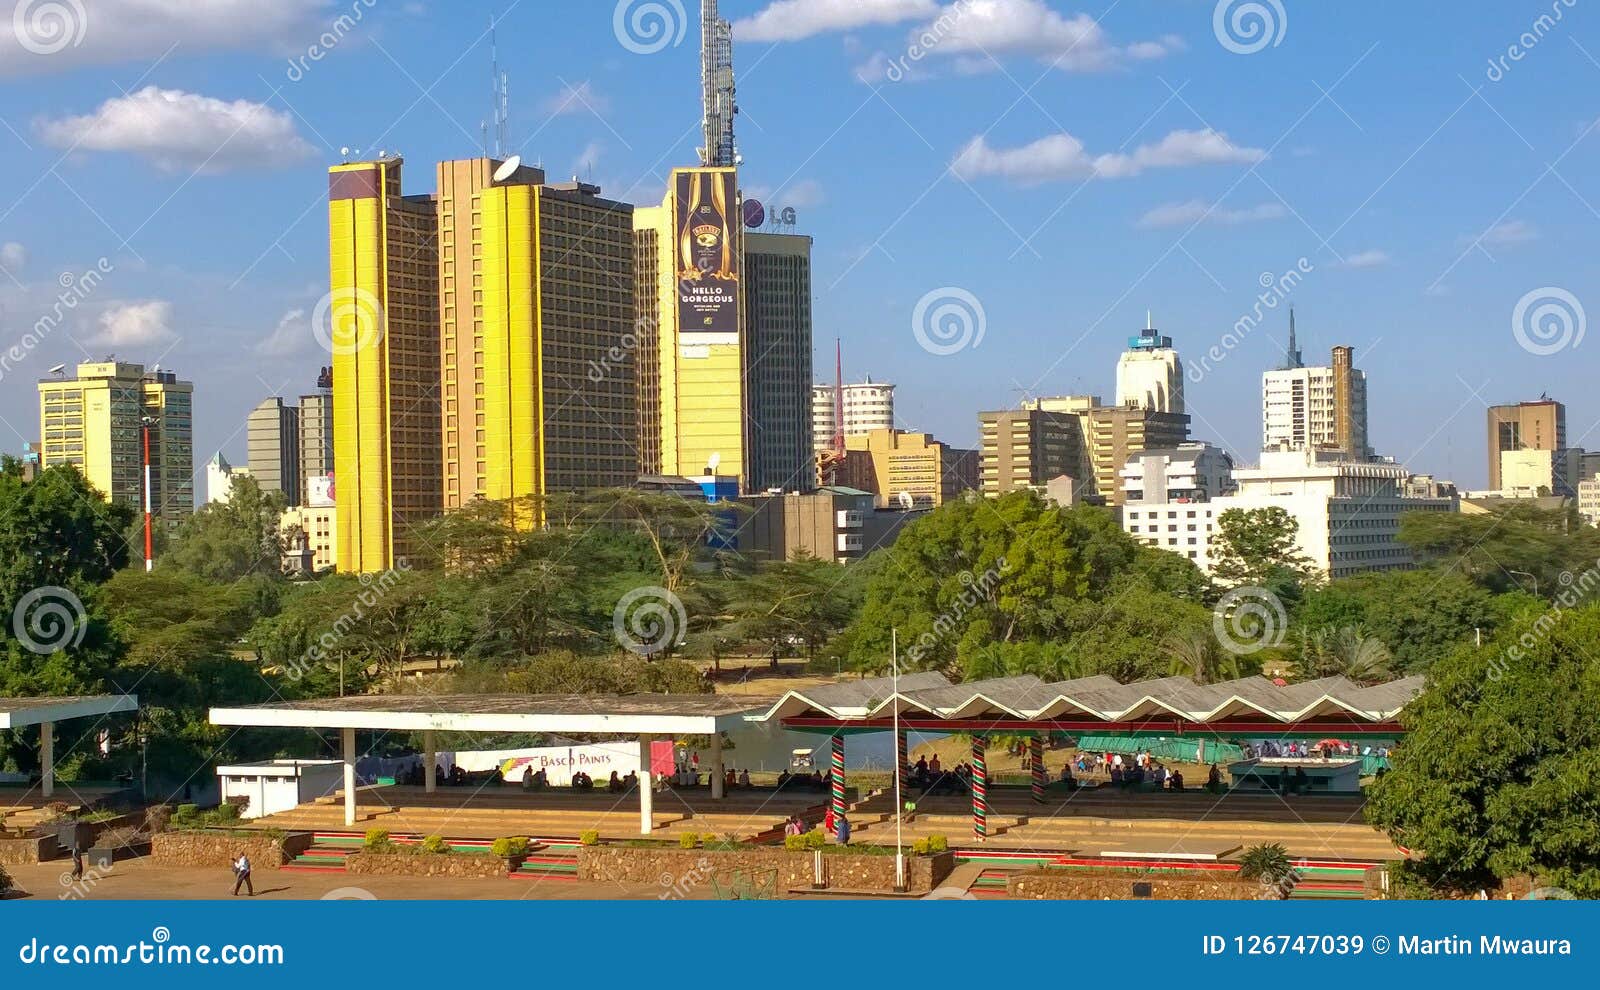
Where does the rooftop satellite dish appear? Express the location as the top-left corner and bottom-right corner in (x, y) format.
(492, 155), (522, 183)
(48, 364), (66, 375)
(339, 146), (350, 157)
(706, 451), (721, 474)
(150, 363), (160, 373)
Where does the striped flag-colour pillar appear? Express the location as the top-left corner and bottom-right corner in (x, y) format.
(830, 734), (846, 825)
(971, 735), (988, 840)
(1030, 736), (1045, 803)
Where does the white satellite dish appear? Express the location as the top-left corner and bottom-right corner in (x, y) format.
(48, 364), (66, 375)
(150, 363), (160, 373)
(339, 146), (350, 157)
(493, 155), (522, 183)
(706, 451), (721, 474)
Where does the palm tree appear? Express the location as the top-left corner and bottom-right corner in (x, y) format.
(1163, 628), (1240, 685)
(1298, 625), (1392, 682)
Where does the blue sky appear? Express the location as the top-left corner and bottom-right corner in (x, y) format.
(0, 0), (1595, 489)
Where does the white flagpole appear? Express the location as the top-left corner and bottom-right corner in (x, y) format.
(893, 627), (905, 891)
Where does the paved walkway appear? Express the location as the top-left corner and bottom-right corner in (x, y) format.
(3, 858), (696, 902)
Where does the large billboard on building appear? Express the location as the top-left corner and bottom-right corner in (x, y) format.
(674, 168), (740, 333)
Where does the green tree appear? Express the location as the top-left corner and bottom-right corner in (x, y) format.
(161, 475), (288, 582)
(1399, 503), (1600, 597)
(1366, 602), (1600, 896)
(1210, 506), (1313, 587)
(1163, 627), (1242, 685)
(1294, 569), (1507, 672)
(1295, 625), (1392, 682)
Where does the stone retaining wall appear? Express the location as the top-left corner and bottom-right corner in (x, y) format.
(1008, 869), (1262, 900)
(345, 851), (512, 878)
(579, 845), (952, 894)
(0, 835), (56, 866)
(151, 830), (312, 869)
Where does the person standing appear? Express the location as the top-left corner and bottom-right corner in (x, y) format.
(69, 836), (85, 882)
(232, 851), (253, 896)
(835, 811), (851, 846)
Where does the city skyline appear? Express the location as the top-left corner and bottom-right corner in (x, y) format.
(0, 1), (1595, 490)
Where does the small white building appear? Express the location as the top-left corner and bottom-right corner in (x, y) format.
(1121, 442), (1234, 503)
(216, 759), (343, 819)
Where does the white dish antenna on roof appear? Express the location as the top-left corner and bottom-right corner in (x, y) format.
(493, 155), (522, 183)
(706, 451), (721, 475)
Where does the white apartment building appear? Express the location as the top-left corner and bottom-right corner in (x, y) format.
(812, 380), (895, 448)
(1261, 347), (1370, 459)
(1120, 442), (1234, 503)
(204, 453), (250, 505)
(1122, 448), (1455, 579)
(1579, 476), (1600, 527)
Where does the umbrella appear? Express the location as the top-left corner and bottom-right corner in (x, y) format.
(1315, 738), (1346, 749)
(1271, 677), (1288, 687)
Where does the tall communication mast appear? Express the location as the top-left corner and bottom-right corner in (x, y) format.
(699, 0), (738, 167)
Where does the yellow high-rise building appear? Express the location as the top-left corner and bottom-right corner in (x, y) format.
(634, 166), (746, 484)
(439, 159), (637, 512)
(327, 157), (441, 573)
(37, 361), (193, 525)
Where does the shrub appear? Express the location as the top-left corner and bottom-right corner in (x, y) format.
(144, 806), (173, 834)
(493, 836), (531, 858)
(224, 795), (250, 816)
(420, 834), (451, 855)
(578, 830), (600, 847)
(173, 804), (199, 826)
(911, 838), (931, 855)
(679, 832), (700, 849)
(701, 832), (719, 845)
(0, 862), (12, 896)
(363, 829), (391, 851)
(1238, 842), (1295, 887)
(213, 803), (240, 823)
(783, 833), (808, 851)
(927, 835), (949, 854)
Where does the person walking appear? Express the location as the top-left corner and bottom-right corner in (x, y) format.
(69, 837), (85, 882)
(231, 851), (254, 896)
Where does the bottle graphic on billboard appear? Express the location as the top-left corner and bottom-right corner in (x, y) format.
(675, 168), (740, 333)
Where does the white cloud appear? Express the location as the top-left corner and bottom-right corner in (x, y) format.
(0, 242), (24, 271)
(1335, 249), (1391, 270)
(38, 87), (315, 173)
(735, 0), (937, 43)
(952, 128), (1264, 184)
(0, 0), (329, 77)
(1136, 200), (1286, 229)
(748, 178), (826, 210)
(92, 300), (175, 347)
(1459, 219), (1537, 249)
(257, 308), (309, 357)
(541, 81), (609, 117)
(911, 1), (1183, 72)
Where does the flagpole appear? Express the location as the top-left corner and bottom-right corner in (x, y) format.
(893, 627), (905, 892)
